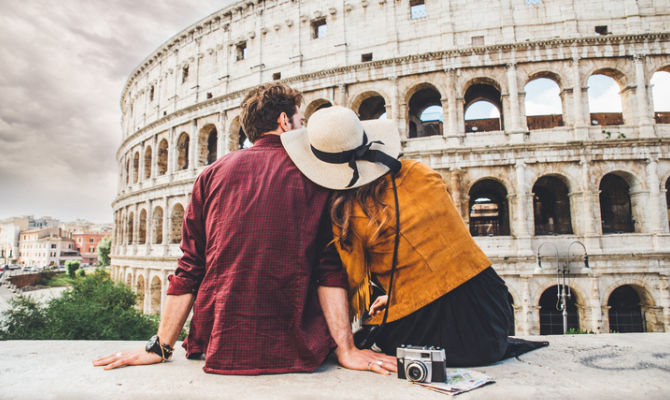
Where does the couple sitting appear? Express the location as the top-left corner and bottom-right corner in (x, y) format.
(94, 83), (543, 376)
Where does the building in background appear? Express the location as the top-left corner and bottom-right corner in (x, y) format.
(72, 232), (111, 265)
(111, 0), (670, 334)
(18, 227), (80, 267)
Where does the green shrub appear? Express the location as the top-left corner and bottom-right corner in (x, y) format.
(78, 269), (86, 277)
(0, 269), (159, 340)
(65, 260), (80, 279)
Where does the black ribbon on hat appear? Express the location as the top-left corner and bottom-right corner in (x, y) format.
(310, 131), (402, 188)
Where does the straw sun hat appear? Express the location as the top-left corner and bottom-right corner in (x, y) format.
(280, 106), (401, 190)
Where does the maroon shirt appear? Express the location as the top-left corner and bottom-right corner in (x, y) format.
(167, 134), (347, 375)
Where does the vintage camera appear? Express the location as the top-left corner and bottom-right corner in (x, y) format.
(396, 345), (447, 383)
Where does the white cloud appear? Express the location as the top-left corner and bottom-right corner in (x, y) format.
(651, 71), (670, 112)
(587, 74), (623, 113)
(0, 0), (224, 223)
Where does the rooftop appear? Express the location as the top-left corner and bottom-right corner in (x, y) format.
(1, 333), (668, 399)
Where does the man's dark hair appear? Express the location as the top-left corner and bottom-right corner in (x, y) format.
(239, 83), (303, 143)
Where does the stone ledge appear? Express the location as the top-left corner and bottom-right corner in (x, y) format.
(0, 333), (669, 399)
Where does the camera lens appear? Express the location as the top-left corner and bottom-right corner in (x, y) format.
(406, 362), (427, 382)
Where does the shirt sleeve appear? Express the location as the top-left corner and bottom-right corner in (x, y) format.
(167, 173), (208, 295)
(313, 209), (348, 289)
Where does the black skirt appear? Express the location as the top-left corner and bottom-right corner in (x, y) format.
(365, 266), (547, 367)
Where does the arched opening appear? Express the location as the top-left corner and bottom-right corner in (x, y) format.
(144, 146), (152, 180)
(599, 173), (634, 234)
(150, 276), (162, 314)
(152, 207), (163, 244)
(304, 99), (332, 120)
(170, 204), (184, 244)
(408, 85), (443, 138)
(356, 94), (387, 121)
(177, 133), (189, 170)
(132, 152), (139, 184)
(229, 117), (251, 151)
(651, 70), (670, 124)
(464, 81), (503, 132)
(125, 273), (132, 287)
(532, 176), (573, 235)
(525, 77), (564, 130)
(588, 73), (624, 126)
(125, 159), (130, 185)
(126, 212), (134, 245)
(468, 179), (510, 236)
(539, 286), (580, 335)
(198, 125), (218, 166)
(138, 209), (147, 245)
(608, 285), (644, 333)
(136, 275), (145, 313)
(157, 139), (168, 175)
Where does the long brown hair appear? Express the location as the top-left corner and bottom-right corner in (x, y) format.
(330, 174), (391, 251)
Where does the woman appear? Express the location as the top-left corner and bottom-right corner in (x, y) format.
(281, 106), (545, 366)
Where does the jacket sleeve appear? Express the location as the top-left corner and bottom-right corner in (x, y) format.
(167, 174), (208, 295)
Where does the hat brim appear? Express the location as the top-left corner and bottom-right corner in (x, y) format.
(281, 119), (401, 190)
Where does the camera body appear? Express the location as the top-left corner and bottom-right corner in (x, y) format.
(396, 345), (447, 383)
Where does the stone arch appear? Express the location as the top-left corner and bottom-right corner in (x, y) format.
(126, 211), (134, 245)
(176, 132), (190, 170)
(463, 77), (504, 132)
(136, 274), (145, 313)
(157, 139), (169, 175)
(602, 279), (663, 333)
(228, 116), (249, 151)
(406, 83), (443, 138)
(144, 145), (152, 180)
(599, 171), (638, 234)
(152, 206), (164, 244)
(132, 151), (140, 184)
(125, 269), (133, 287)
(467, 178), (510, 236)
(170, 203), (185, 244)
(349, 90), (390, 120)
(587, 68), (627, 126)
(198, 124), (218, 166)
(524, 72), (564, 130)
(532, 175), (573, 235)
(138, 208), (147, 244)
(538, 284), (583, 335)
(150, 275), (162, 314)
(304, 98), (332, 120)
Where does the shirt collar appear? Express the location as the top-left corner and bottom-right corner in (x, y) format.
(253, 134), (282, 147)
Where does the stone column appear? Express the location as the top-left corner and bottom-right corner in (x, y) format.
(512, 161), (533, 255)
(445, 69), (460, 140)
(190, 119), (198, 170)
(167, 127), (176, 176)
(145, 199), (152, 254)
(587, 274), (603, 333)
(634, 55), (655, 137)
(336, 84), (347, 107)
(150, 134), (157, 184)
(162, 196), (169, 255)
(506, 63), (523, 132)
(520, 275), (534, 335)
(143, 267), (150, 314)
(658, 274), (670, 332)
(570, 56), (589, 138)
(217, 111), (227, 158)
(646, 158), (662, 235)
(138, 144), (145, 186)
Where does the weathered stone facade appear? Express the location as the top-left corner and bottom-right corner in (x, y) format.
(112, 0), (670, 335)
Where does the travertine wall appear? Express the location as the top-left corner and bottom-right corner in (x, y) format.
(112, 0), (670, 334)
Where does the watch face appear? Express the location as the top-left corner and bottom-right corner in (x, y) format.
(145, 335), (158, 352)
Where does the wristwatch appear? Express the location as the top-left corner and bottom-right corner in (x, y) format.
(145, 335), (174, 362)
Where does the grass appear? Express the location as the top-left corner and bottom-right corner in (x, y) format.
(41, 272), (77, 287)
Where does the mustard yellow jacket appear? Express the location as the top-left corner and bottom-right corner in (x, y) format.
(333, 160), (491, 324)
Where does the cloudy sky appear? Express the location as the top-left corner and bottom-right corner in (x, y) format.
(0, 1), (230, 223)
(1, 1), (668, 224)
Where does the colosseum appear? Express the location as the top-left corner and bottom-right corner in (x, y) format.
(111, 0), (670, 335)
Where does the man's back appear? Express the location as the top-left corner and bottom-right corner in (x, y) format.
(168, 134), (345, 375)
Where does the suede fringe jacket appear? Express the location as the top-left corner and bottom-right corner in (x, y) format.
(333, 160), (491, 324)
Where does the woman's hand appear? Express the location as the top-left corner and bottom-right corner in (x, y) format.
(369, 295), (388, 316)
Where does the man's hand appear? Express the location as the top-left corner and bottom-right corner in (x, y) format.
(92, 348), (162, 370)
(335, 346), (397, 375)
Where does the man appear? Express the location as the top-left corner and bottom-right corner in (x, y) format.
(93, 83), (396, 375)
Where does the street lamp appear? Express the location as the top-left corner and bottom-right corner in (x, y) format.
(536, 241), (589, 334)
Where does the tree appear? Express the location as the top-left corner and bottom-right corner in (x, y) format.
(0, 269), (159, 340)
(97, 237), (111, 267)
(65, 260), (80, 279)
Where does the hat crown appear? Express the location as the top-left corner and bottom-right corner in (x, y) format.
(307, 106), (365, 153)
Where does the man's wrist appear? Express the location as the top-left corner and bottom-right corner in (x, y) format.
(145, 335), (174, 362)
